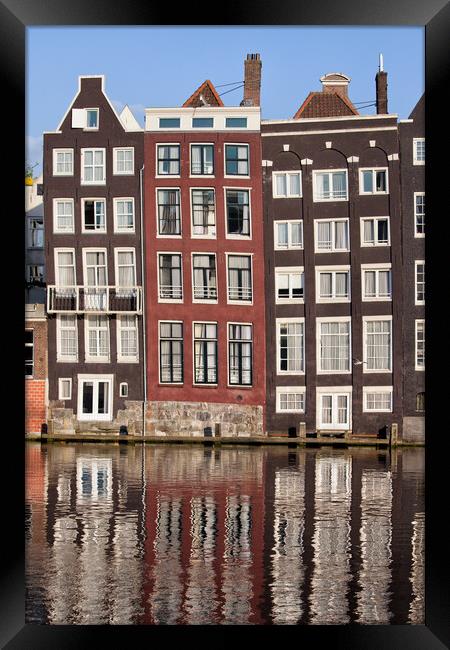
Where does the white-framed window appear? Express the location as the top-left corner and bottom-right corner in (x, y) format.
(81, 198), (106, 233)
(58, 378), (72, 400)
(414, 193), (425, 237)
(25, 329), (33, 377)
(415, 320), (425, 371)
(83, 249), (107, 286)
(157, 144), (180, 176)
(315, 218), (349, 252)
(113, 147), (134, 175)
(157, 188), (181, 236)
(228, 323), (253, 386)
(361, 264), (392, 301)
(28, 218), (44, 247)
(55, 249), (76, 287)
(415, 261), (425, 305)
(190, 144), (214, 176)
(313, 169), (348, 201)
(276, 387), (306, 413)
(193, 322), (218, 385)
(159, 321), (183, 384)
(316, 266), (350, 303)
(272, 171), (302, 198)
(115, 248), (136, 289)
(227, 254), (252, 303)
(363, 316), (392, 373)
(275, 267), (304, 303)
(274, 220), (303, 250)
(359, 167), (389, 194)
(56, 314), (78, 362)
(317, 318), (351, 374)
(158, 252), (183, 301)
(225, 188), (251, 237)
(225, 144), (250, 176)
(363, 386), (393, 412)
(77, 374), (113, 422)
(53, 199), (74, 233)
(85, 315), (110, 362)
(53, 148), (73, 176)
(191, 188), (216, 237)
(119, 382), (128, 398)
(360, 217), (390, 246)
(117, 315), (139, 362)
(85, 108), (99, 130)
(192, 254), (217, 302)
(113, 198), (135, 233)
(81, 148), (106, 185)
(276, 318), (305, 375)
(413, 138), (425, 165)
(316, 387), (352, 430)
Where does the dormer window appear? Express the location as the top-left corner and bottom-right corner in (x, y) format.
(71, 108), (99, 130)
(86, 109), (99, 129)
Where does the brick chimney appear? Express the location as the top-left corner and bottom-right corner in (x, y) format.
(241, 53), (261, 107)
(320, 73), (351, 98)
(375, 54), (388, 114)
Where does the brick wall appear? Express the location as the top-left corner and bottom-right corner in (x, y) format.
(25, 319), (47, 379)
(25, 379), (46, 433)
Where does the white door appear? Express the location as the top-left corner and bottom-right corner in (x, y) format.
(78, 377), (112, 421)
(318, 393), (351, 430)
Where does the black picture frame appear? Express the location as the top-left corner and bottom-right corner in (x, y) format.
(2, 0), (449, 646)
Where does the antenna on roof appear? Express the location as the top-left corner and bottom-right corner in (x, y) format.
(379, 53), (384, 72)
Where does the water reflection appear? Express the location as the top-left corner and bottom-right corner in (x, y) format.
(25, 443), (425, 625)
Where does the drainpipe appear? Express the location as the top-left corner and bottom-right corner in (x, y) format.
(139, 164), (147, 437)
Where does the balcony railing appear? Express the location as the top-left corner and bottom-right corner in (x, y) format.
(228, 286), (252, 301)
(193, 285), (217, 300)
(47, 286), (142, 314)
(159, 284), (183, 300)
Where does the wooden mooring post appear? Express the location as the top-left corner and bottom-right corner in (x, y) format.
(390, 423), (398, 447)
(298, 422), (306, 439)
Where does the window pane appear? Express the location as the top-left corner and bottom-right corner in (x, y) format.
(362, 171), (373, 192)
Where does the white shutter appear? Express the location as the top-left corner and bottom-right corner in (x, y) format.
(72, 108), (86, 128)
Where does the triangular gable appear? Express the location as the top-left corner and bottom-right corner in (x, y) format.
(182, 80), (224, 108)
(293, 91), (359, 119)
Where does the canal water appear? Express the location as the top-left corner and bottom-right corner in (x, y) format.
(25, 442), (424, 625)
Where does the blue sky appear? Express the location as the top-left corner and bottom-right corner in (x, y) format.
(26, 26), (424, 175)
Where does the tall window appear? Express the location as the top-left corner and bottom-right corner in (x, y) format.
(191, 189), (216, 236)
(54, 200), (74, 233)
(113, 148), (134, 175)
(56, 314), (78, 362)
(114, 199), (135, 232)
(82, 199), (106, 232)
(85, 316), (110, 361)
(415, 193), (425, 236)
(158, 253), (182, 300)
(157, 189), (181, 235)
(364, 318), (392, 372)
(316, 268), (350, 302)
(228, 324), (252, 386)
(81, 148), (105, 184)
(361, 218), (390, 246)
(313, 170), (348, 201)
(25, 330), (33, 376)
(84, 251), (107, 286)
(28, 219), (44, 248)
(318, 320), (351, 373)
(193, 323), (218, 384)
(277, 320), (305, 374)
(416, 392), (425, 412)
(53, 149), (73, 176)
(274, 221), (303, 250)
(275, 268), (304, 302)
(78, 377), (112, 422)
(117, 315), (138, 362)
(227, 255), (252, 302)
(272, 172), (302, 198)
(315, 219), (349, 251)
(226, 189), (250, 236)
(415, 261), (425, 304)
(159, 322), (183, 383)
(157, 145), (180, 175)
(115, 250), (136, 297)
(225, 145), (249, 176)
(359, 168), (388, 194)
(413, 138), (425, 165)
(415, 320), (425, 370)
(193, 254), (217, 300)
(55, 250), (76, 287)
(191, 144), (214, 175)
(362, 267), (392, 300)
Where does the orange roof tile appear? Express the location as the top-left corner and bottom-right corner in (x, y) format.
(182, 79), (224, 108)
(293, 91), (359, 119)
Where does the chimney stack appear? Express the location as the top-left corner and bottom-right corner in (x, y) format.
(375, 54), (388, 114)
(320, 73), (351, 98)
(241, 53), (261, 107)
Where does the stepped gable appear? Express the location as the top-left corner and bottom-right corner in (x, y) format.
(182, 79), (224, 107)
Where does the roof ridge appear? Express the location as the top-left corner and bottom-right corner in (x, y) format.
(182, 79), (224, 108)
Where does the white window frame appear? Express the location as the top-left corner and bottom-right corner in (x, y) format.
(82, 248), (108, 286)
(315, 266), (351, 303)
(192, 321), (219, 386)
(360, 217), (390, 247)
(84, 108), (99, 130)
(273, 220), (303, 250)
(224, 186), (252, 239)
(414, 192), (425, 238)
(84, 315), (110, 363)
(316, 317), (352, 375)
(226, 252), (253, 305)
(413, 138), (425, 165)
(119, 382), (128, 398)
(114, 248), (137, 288)
(227, 321), (253, 388)
(156, 143), (181, 178)
(361, 263), (392, 302)
(272, 171), (302, 198)
(363, 315), (393, 374)
(53, 148), (74, 176)
(314, 218), (350, 253)
(113, 197), (135, 233)
(312, 168), (348, 202)
(113, 147), (134, 175)
(58, 378), (72, 401)
(359, 167), (389, 195)
(224, 143), (250, 178)
(156, 187), (182, 238)
(81, 147), (106, 185)
(77, 374), (113, 422)
(81, 198), (107, 234)
(190, 187), (216, 239)
(415, 260), (425, 305)
(53, 198), (75, 234)
(158, 320), (184, 385)
(157, 251), (183, 303)
(56, 314), (78, 362)
(276, 386), (306, 414)
(191, 252), (218, 304)
(316, 386), (353, 431)
(415, 319), (425, 371)
(189, 142), (215, 178)
(117, 315), (139, 363)
(275, 266), (304, 304)
(362, 386), (393, 412)
(276, 317), (305, 376)
(54, 248), (77, 287)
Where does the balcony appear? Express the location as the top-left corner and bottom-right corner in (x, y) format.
(47, 286), (142, 314)
(228, 286), (252, 302)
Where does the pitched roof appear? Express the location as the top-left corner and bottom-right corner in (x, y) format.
(182, 79), (224, 108)
(293, 91), (359, 119)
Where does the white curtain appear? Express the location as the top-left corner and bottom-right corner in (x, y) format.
(366, 321), (391, 370)
(320, 273), (332, 298)
(364, 220), (374, 243)
(364, 271), (376, 297)
(117, 251), (135, 287)
(335, 221), (348, 249)
(57, 252), (75, 286)
(292, 222), (303, 247)
(335, 272), (348, 297)
(318, 221), (331, 249)
(276, 174), (287, 196)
